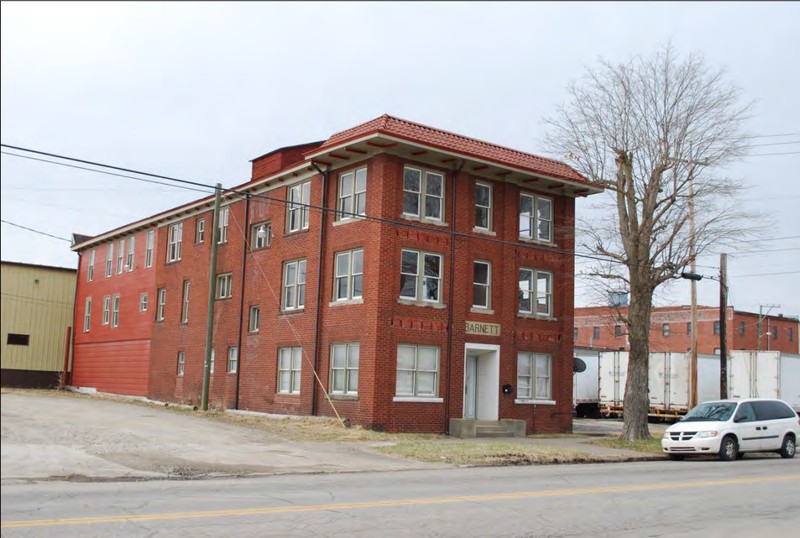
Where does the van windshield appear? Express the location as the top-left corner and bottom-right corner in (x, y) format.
(681, 402), (736, 422)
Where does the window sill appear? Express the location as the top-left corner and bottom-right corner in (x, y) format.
(329, 298), (364, 307)
(397, 298), (446, 309)
(328, 394), (358, 401)
(470, 307), (494, 315)
(518, 237), (556, 248)
(515, 399), (556, 406)
(517, 313), (557, 322)
(277, 392), (301, 396)
(281, 309), (305, 316)
(472, 227), (496, 236)
(393, 396), (444, 403)
(401, 214), (449, 227)
(332, 216), (366, 227)
(284, 228), (310, 238)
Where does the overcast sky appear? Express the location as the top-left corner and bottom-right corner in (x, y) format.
(2, 2), (798, 318)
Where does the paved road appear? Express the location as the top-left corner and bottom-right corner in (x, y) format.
(3, 458), (798, 537)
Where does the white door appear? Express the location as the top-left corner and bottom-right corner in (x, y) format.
(464, 355), (477, 419)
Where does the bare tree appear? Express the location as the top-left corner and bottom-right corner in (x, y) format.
(545, 44), (754, 440)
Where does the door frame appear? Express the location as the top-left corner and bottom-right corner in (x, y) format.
(463, 343), (500, 420)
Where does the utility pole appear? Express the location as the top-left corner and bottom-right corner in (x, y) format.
(686, 141), (702, 409)
(719, 253), (728, 399)
(757, 303), (780, 352)
(201, 183), (223, 411)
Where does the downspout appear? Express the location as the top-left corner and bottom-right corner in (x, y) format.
(67, 250), (82, 387)
(234, 194), (251, 409)
(444, 161), (464, 433)
(309, 161), (328, 417)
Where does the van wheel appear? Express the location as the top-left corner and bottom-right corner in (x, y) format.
(718, 436), (738, 461)
(668, 454), (684, 461)
(779, 435), (796, 459)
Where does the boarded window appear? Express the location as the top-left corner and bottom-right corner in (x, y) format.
(7, 333), (30, 346)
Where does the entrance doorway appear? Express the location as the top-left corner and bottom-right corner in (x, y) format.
(463, 344), (500, 421)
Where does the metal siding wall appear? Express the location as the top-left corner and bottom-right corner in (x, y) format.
(0, 263), (76, 372)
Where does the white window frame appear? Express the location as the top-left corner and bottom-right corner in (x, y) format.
(282, 259), (306, 311)
(218, 207), (229, 244)
(106, 243), (114, 277)
(473, 260), (491, 309)
(196, 218), (205, 244)
(177, 351), (185, 376)
(156, 288), (166, 321)
(116, 239), (125, 274)
(210, 348), (215, 374)
(474, 182), (492, 231)
(251, 221), (271, 250)
(126, 236), (135, 272)
(216, 273), (233, 300)
(83, 297), (91, 332)
(402, 166), (444, 221)
(87, 249), (95, 282)
(518, 267), (553, 317)
(145, 230), (154, 268)
(249, 305), (260, 332)
(286, 181), (311, 233)
(181, 280), (190, 322)
(337, 167), (367, 221)
(662, 323), (670, 336)
(334, 249), (364, 301)
(395, 344), (439, 397)
(278, 347), (302, 394)
(330, 343), (359, 395)
(227, 346), (239, 373)
(111, 294), (120, 328)
(167, 223), (183, 263)
(140, 292), (148, 312)
(102, 295), (110, 325)
(517, 352), (552, 401)
(399, 249), (442, 303)
(519, 193), (553, 243)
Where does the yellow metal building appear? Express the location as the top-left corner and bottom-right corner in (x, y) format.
(1, 261), (76, 388)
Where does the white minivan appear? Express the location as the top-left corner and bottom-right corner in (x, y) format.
(661, 398), (799, 461)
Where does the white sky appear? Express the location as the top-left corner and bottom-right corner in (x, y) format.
(2, 1), (798, 317)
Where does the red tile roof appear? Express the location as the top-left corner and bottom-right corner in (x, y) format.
(311, 114), (591, 186)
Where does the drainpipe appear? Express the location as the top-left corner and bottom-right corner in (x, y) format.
(66, 250), (81, 387)
(234, 194), (251, 410)
(444, 161), (464, 433)
(309, 161), (328, 417)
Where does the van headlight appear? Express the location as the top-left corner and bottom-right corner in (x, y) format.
(663, 431), (671, 439)
(696, 431), (719, 438)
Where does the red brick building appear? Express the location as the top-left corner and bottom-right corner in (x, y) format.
(575, 305), (799, 354)
(70, 115), (602, 434)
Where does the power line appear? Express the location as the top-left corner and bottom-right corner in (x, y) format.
(0, 219), (71, 242)
(746, 151), (800, 157)
(741, 132), (800, 139)
(745, 140), (800, 148)
(732, 270), (800, 278)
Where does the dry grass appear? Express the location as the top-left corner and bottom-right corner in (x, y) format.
(374, 441), (593, 465)
(589, 436), (664, 454)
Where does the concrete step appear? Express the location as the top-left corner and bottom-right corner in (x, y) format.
(475, 423), (513, 438)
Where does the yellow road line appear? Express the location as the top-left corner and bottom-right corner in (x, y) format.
(3, 474), (797, 529)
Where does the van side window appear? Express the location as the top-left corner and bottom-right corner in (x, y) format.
(753, 400), (795, 421)
(734, 403), (756, 422)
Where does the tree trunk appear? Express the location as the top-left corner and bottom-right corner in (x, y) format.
(620, 279), (653, 440)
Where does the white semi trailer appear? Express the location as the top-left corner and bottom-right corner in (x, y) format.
(729, 351), (800, 411)
(573, 348), (601, 417)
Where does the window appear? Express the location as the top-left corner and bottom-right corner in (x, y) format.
(116, 239), (125, 274)
(249, 305), (260, 332)
(662, 323), (670, 336)
(282, 259), (306, 310)
(772, 326), (778, 340)
(145, 230), (154, 268)
(400, 249), (442, 303)
(287, 181), (311, 232)
(227, 347), (239, 373)
(519, 193), (553, 242)
(106, 243), (113, 277)
(593, 326), (600, 339)
(615, 325), (623, 337)
(177, 351), (185, 376)
(334, 249), (363, 301)
(102, 295), (111, 325)
(330, 343), (359, 395)
(278, 347), (302, 394)
(475, 182), (492, 230)
(402, 166), (444, 221)
(111, 294), (120, 328)
(218, 207), (229, 244)
(251, 221), (271, 250)
(196, 218), (205, 244)
(337, 167), (367, 220)
(87, 249), (95, 282)
(216, 273), (233, 300)
(167, 223), (182, 262)
(156, 288), (166, 321)
(181, 280), (190, 322)
(687, 322), (692, 335)
(83, 297), (92, 332)
(790, 327), (794, 342)
(574, 327), (578, 340)
(140, 292), (148, 312)
(209, 348), (215, 374)
(714, 321), (720, 335)
(517, 352), (552, 400)
(126, 236), (135, 271)
(518, 268), (552, 316)
(6, 334), (29, 346)
(396, 344), (439, 397)
(739, 321), (746, 336)
(473, 261), (491, 309)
